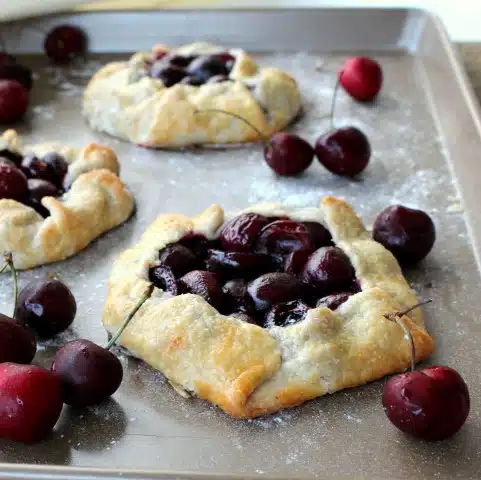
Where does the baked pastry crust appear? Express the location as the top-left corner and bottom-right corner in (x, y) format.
(102, 196), (434, 418)
(0, 130), (135, 270)
(83, 42), (301, 148)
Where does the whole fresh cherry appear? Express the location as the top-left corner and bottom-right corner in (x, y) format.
(0, 314), (36, 364)
(0, 80), (29, 123)
(315, 126), (370, 177)
(339, 57), (383, 102)
(0, 363), (63, 443)
(264, 133), (314, 176)
(15, 278), (77, 338)
(44, 25), (87, 64)
(52, 339), (123, 407)
(373, 205), (436, 266)
(383, 365), (470, 441)
(0, 63), (33, 90)
(0, 163), (28, 201)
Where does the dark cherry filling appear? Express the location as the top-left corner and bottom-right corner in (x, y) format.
(0, 149), (68, 217)
(148, 213), (361, 327)
(148, 52), (235, 88)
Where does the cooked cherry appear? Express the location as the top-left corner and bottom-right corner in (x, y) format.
(44, 25), (87, 64)
(0, 163), (28, 201)
(206, 249), (274, 280)
(315, 126), (370, 177)
(179, 270), (223, 309)
(21, 152), (68, 187)
(0, 63), (33, 90)
(179, 234), (220, 259)
(150, 63), (186, 87)
(27, 178), (58, 216)
(230, 312), (257, 324)
(284, 249), (311, 275)
(165, 54), (198, 68)
(186, 53), (234, 82)
(222, 278), (255, 314)
(302, 221), (332, 248)
(0, 314), (36, 364)
(207, 75), (230, 84)
(383, 365), (470, 440)
(158, 243), (198, 278)
(52, 339), (123, 407)
(15, 278), (77, 338)
(373, 205), (436, 265)
(219, 213), (270, 252)
(301, 246), (355, 295)
(248, 273), (303, 311)
(0, 80), (29, 123)
(316, 291), (353, 310)
(0, 362), (63, 443)
(339, 57), (383, 102)
(256, 220), (313, 255)
(149, 266), (179, 295)
(264, 299), (310, 328)
(265, 133), (314, 176)
(180, 75), (204, 86)
(0, 149), (23, 166)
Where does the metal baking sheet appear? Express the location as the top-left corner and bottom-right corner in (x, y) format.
(1, 8), (481, 480)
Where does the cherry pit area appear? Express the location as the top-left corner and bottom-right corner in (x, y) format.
(1, 7), (481, 480)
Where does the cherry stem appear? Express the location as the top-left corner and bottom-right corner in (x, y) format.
(329, 76), (341, 130)
(194, 108), (267, 145)
(105, 285), (154, 351)
(3, 253), (18, 317)
(384, 299), (432, 373)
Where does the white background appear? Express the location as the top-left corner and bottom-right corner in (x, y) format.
(1, 0), (480, 43)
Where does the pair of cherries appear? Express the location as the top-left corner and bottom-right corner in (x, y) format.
(0, 24), (87, 124)
(0, 253), (131, 443)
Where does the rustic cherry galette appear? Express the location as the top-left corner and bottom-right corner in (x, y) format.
(0, 129), (134, 270)
(83, 42), (301, 148)
(102, 196), (434, 418)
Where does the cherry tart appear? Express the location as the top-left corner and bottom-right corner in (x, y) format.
(0, 129), (134, 270)
(83, 42), (301, 148)
(102, 196), (433, 418)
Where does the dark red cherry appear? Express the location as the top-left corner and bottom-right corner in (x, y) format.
(315, 127), (370, 177)
(0, 314), (36, 364)
(0, 80), (29, 123)
(373, 205), (436, 266)
(150, 63), (186, 87)
(186, 53), (234, 82)
(165, 54), (198, 68)
(15, 278), (77, 338)
(206, 249), (274, 280)
(219, 213), (270, 252)
(256, 220), (313, 255)
(207, 75), (230, 84)
(0, 163), (28, 201)
(264, 299), (310, 328)
(158, 243), (198, 278)
(0, 53), (17, 65)
(222, 278), (255, 314)
(284, 249), (311, 276)
(21, 152), (68, 187)
(316, 291), (353, 310)
(301, 246), (355, 295)
(148, 266), (179, 295)
(179, 234), (219, 259)
(248, 273), (303, 311)
(264, 133), (314, 176)
(27, 178), (58, 217)
(179, 270), (223, 309)
(302, 221), (332, 248)
(0, 63), (33, 90)
(44, 25), (87, 64)
(230, 312), (257, 325)
(52, 339), (123, 407)
(0, 362), (63, 443)
(0, 149), (23, 166)
(339, 57), (383, 102)
(383, 366), (470, 440)
(180, 75), (204, 86)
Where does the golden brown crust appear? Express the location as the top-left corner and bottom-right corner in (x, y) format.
(102, 196), (434, 418)
(0, 130), (135, 270)
(83, 42), (301, 148)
